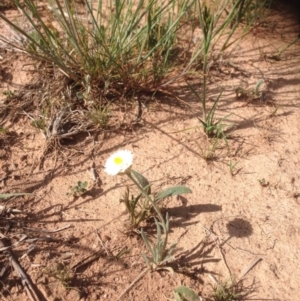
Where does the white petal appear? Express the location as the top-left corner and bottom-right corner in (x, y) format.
(105, 150), (133, 176)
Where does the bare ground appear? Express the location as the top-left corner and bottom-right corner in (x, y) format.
(1, 3), (300, 301)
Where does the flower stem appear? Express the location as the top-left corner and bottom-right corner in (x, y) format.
(126, 169), (168, 248)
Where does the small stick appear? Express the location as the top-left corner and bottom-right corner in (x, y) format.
(115, 268), (149, 301)
(217, 244), (232, 277)
(0, 205), (23, 214)
(0, 246), (11, 252)
(238, 256), (262, 282)
(23, 224), (71, 233)
(202, 225), (232, 276)
(0, 235), (40, 301)
(208, 273), (218, 285)
(95, 230), (111, 257)
(24, 236), (55, 243)
(10, 254), (40, 301)
(71, 250), (103, 272)
(0, 175), (9, 182)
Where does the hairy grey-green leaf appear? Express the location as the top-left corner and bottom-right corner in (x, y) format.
(155, 186), (191, 202)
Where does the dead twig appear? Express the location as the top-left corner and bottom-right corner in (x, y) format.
(22, 224), (71, 234)
(0, 233), (40, 301)
(217, 243), (232, 277)
(203, 225), (232, 276)
(0, 245), (11, 252)
(115, 268), (149, 301)
(71, 250), (104, 272)
(0, 205), (23, 214)
(95, 230), (111, 257)
(238, 256), (263, 282)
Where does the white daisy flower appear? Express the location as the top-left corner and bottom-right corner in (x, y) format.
(105, 150), (133, 176)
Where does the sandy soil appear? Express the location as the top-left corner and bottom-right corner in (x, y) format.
(1, 2), (300, 301)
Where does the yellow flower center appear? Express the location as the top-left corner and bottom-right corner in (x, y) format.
(114, 157), (123, 165)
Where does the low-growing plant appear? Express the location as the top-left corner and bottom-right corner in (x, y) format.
(88, 103), (110, 128)
(187, 81), (230, 143)
(120, 185), (152, 230)
(196, 137), (220, 161)
(67, 181), (88, 197)
(105, 149), (191, 269)
(173, 285), (200, 301)
(197, 92), (229, 140)
(212, 278), (245, 301)
(120, 169), (190, 229)
(3, 89), (14, 98)
(258, 178), (269, 187)
(229, 160), (239, 176)
(140, 213), (177, 270)
(0, 126), (8, 134)
(235, 79), (265, 102)
(31, 117), (47, 133)
(268, 103), (280, 118)
(43, 262), (77, 291)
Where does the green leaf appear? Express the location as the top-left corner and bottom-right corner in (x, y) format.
(173, 286), (199, 301)
(197, 117), (207, 127)
(131, 169), (151, 194)
(155, 186), (192, 202)
(0, 193), (32, 199)
(160, 266), (174, 275)
(254, 79), (264, 94)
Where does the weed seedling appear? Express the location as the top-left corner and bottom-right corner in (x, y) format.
(235, 79), (265, 102)
(173, 285), (199, 301)
(258, 178), (269, 187)
(212, 278), (244, 301)
(196, 138), (220, 161)
(43, 263), (78, 292)
(3, 89), (14, 98)
(268, 104), (280, 118)
(187, 79), (230, 142)
(229, 160), (239, 177)
(119, 166), (191, 231)
(88, 104), (110, 128)
(0, 126), (8, 134)
(120, 185), (152, 230)
(31, 118), (47, 133)
(67, 181), (88, 197)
